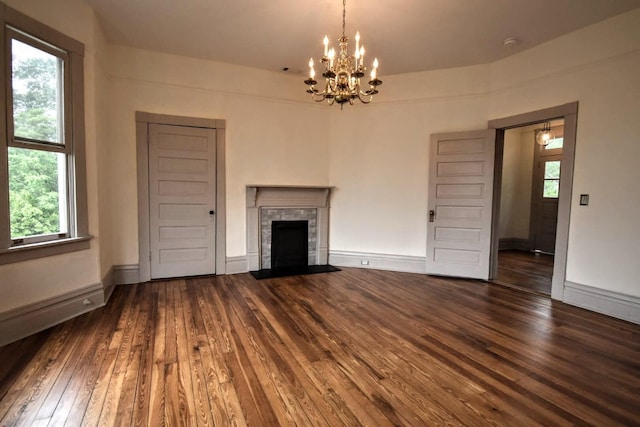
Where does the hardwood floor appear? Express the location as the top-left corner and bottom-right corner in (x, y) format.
(496, 250), (554, 295)
(1, 268), (639, 426)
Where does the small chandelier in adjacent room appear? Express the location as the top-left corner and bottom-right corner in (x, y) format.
(536, 121), (555, 146)
(304, 0), (382, 107)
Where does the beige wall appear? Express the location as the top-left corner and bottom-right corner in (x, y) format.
(0, 0), (104, 312)
(329, 9), (640, 297)
(1, 2), (639, 318)
(106, 46), (331, 261)
(499, 128), (534, 240)
(328, 73), (489, 256)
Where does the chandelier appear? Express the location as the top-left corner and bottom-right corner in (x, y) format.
(304, 0), (382, 107)
(536, 121), (555, 146)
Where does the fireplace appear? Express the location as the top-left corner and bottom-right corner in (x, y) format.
(260, 207), (317, 269)
(271, 220), (308, 271)
(246, 185), (336, 277)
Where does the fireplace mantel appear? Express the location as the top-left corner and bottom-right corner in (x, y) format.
(246, 185), (333, 271)
(246, 185), (333, 208)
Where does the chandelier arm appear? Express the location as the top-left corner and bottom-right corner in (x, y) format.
(357, 94), (373, 104)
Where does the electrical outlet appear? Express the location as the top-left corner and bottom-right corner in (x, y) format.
(361, 260), (369, 265)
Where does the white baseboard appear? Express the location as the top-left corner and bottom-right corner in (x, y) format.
(112, 261), (250, 280)
(0, 282), (106, 347)
(329, 250), (426, 274)
(113, 264), (140, 285)
(564, 281), (640, 325)
(112, 259), (249, 281)
(226, 256), (248, 274)
(499, 238), (531, 251)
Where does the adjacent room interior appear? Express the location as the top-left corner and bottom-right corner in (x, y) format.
(494, 119), (566, 295)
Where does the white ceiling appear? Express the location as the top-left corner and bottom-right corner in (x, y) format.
(84, 0), (640, 76)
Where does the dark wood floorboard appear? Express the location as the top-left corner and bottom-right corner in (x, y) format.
(496, 250), (553, 295)
(1, 268), (639, 426)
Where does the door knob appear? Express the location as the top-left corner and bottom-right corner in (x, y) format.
(209, 210), (215, 215)
(429, 210), (435, 223)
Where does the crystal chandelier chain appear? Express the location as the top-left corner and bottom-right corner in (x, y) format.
(304, 0), (382, 107)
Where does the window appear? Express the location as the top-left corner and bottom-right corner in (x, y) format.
(1, 4), (89, 264)
(544, 137), (563, 150)
(543, 160), (561, 198)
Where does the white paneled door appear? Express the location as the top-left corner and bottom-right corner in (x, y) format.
(426, 130), (496, 280)
(149, 124), (217, 279)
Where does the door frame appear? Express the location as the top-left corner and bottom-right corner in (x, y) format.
(488, 102), (578, 300)
(136, 112), (227, 282)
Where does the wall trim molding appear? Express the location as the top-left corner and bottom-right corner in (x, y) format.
(102, 266), (116, 302)
(329, 250), (426, 274)
(113, 264), (141, 285)
(0, 282), (106, 347)
(564, 281), (640, 325)
(498, 238), (531, 251)
(226, 256), (248, 275)
(0, 263), (141, 347)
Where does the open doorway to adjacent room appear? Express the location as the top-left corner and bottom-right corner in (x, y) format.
(493, 119), (565, 295)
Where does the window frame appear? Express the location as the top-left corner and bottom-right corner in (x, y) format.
(542, 160), (561, 199)
(0, 3), (90, 264)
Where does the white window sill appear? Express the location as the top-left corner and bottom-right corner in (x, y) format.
(0, 236), (92, 265)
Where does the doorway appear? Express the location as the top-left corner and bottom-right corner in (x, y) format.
(148, 123), (217, 279)
(136, 112), (227, 282)
(493, 119), (564, 295)
(489, 102), (578, 300)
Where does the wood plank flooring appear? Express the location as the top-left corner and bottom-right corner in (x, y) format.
(1, 268), (639, 426)
(496, 250), (553, 295)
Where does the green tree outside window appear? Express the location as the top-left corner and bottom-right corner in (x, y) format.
(9, 41), (65, 239)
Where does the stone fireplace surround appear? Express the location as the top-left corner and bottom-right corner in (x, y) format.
(246, 185), (332, 271)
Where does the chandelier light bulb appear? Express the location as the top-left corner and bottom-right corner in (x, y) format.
(308, 58), (315, 79)
(303, 0), (382, 107)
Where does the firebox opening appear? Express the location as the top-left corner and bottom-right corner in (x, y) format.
(271, 220), (308, 271)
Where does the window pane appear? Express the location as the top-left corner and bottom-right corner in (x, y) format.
(8, 147), (68, 239)
(543, 179), (559, 198)
(544, 137), (563, 150)
(544, 160), (561, 179)
(11, 39), (63, 144)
